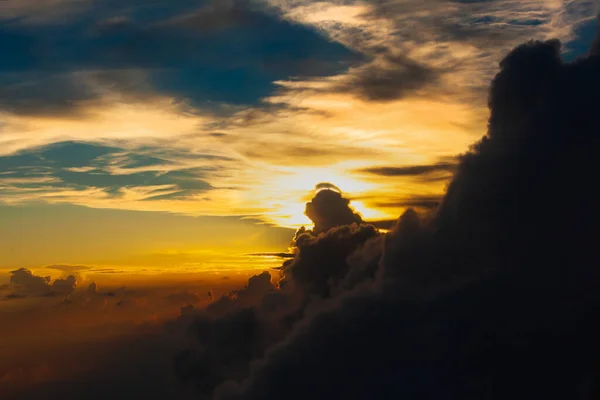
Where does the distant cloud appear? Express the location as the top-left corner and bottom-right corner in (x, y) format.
(358, 161), (457, 177)
(8, 268), (77, 298)
(46, 265), (92, 273)
(247, 253), (295, 259)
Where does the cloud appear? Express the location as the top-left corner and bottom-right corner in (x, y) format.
(335, 53), (440, 101)
(171, 188), (383, 394)
(209, 26), (600, 400)
(8, 268), (77, 297)
(304, 186), (364, 235)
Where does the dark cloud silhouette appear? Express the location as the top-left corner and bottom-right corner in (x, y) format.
(590, 16), (600, 56)
(286, 224), (380, 297)
(304, 187), (364, 235)
(8, 268), (77, 297)
(172, 188), (382, 395)
(209, 31), (600, 400)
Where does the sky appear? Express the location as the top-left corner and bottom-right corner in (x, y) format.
(1, 0), (599, 272)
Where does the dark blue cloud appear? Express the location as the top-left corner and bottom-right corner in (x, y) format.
(0, 141), (213, 200)
(0, 1), (361, 115)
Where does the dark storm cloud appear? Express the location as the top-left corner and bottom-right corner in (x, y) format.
(0, 141), (215, 199)
(286, 224), (381, 297)
(208, 31), (600, 400)
(171, 188), (382, 395)
(0, 0), (360, 115)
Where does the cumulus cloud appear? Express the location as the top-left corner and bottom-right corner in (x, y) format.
(171, 188), (383, 395)
(7, 268), (77, 297)
(303, 186), (364, 235)
(358, 161), (458, 178)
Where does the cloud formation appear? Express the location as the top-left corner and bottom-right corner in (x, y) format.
(204, 23), (600, 400)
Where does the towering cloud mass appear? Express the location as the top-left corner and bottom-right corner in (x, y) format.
(177, 32), (600, 400)
(171, 186), (381, 396)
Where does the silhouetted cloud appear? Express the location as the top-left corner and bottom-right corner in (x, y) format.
(304, 187), (364, 235)
(210, 28), (600, 400)
(8, 268), (77, 297)
(359, 162), (457, 177)
(172, 188), (382, 394)
(286, 224), (380, 297)
(336, 53), (440, 101)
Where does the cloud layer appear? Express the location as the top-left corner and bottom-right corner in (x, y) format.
(173, 23), (600, 400)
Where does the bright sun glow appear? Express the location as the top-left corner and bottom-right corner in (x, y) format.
(251, 165), (386, 228)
